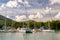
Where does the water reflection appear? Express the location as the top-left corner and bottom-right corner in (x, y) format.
(56, 32), (60, 40)
(23, 32), (56, 40)
(0, 32), (59, 40)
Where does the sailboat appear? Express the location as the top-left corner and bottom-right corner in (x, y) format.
(41, 8), (55, 32)
(18, 23), (32, 33)
(0, 9), (7, 32)
(2, 9), (7, 32)
(16, 3), (32, 33)
(23, 1), (32, 33)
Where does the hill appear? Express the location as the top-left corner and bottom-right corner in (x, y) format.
(0, 15), (15, 27)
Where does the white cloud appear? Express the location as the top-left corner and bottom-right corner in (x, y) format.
(6, 1), (18, 8)
(40, 7), (52, 15)
(15, 15), (27, 22)
(50, 0), (60, 4)
(15, 12), (43, 22)
(5, 0), (31, 8)
(45, 7), (52, 13)
(28, 12), (43, 22)
(6, 16), (10, 18)
(35, 12), (43, 19)
(18, 0), (23, 3)
(55, 12), (60, 19)
(23, 0), (31, 7)
(28, 12), (43, 20)
(29, 15), (35, 20)
(1, 4), (5, 8)
(0, 4), (5, 9)
(0, 6), (2, 10)
(24, 1), (29, 5)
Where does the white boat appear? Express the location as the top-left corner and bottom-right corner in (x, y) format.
(42, 30), (55, 32)
(17, 28), (32, 33)
(32, 29), (55, 33)
(19, 28), (26, 33)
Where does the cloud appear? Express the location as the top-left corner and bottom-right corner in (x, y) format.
(0, 0), (60, 22)
(17, 0), (23, 3)
(55, 12), (60, 19)
(1, 4), (5, 8)
(45, 7), (52, 13)
(15, 12), (43, 22)
(50, 0), (60, 4)
(35, 12), (43, 19)
(15, 15), (27, 22)
(29, 15), (35, 20)
(24, 1), (29, 5)
(5, 0), (31, 8)
(6, 1), (18, 8)
(40, 7), (53, 15)
(1, 0), (60, 8)
(28, 12), (43, 20)
(6, 15), (10, 18)
(23, 0), (31, 7)
(0, 4), (5, 9)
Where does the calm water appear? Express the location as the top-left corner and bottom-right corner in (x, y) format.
(0, 32), (59, 40)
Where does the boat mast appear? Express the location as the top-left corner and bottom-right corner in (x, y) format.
(11, 13), (14, 27)
(47, 7), (52, 29)
(5, 15), (6, 26)
(34, 13), (36, 29)
(24, 0), (29, 28)
(4, 8), (7, 30)
(5, 8), (7, 26)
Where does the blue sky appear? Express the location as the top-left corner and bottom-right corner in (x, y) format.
(0, 0), (60, 22)
(0, 0), (9, 3)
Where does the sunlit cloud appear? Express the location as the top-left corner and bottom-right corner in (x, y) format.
(1, 4), (5, 8)
(55, 12), (60, 19)
(0, 0), (60, 22)
(6, 1), (18, 8)
(17, 0), (23, 3)
(0, 4), (5, 10)
(28, 12), (43, 20)
(50, 0), (60, 4)
(15, 15), (27, 22)
(35, 12), (43, 19)
(6, 15), (10, 18)
(45, 7), (52, 13)
(29, 15), (35, 20)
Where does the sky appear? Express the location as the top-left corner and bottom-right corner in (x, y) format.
(0, 0), (60, 22)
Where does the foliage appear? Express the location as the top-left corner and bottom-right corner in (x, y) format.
(0, 19), (60, 30)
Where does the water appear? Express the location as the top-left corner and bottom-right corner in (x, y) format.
(0, 32), (59, 40)
(56, 32), (60, 40)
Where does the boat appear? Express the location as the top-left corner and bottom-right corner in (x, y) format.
(26, 28), (32, 33)
(42, 30), (55, 32)
(17, 27), (32, 33)
(18, 28), (32, 33)
(19, 28), (26, 33)
(32, 29), (42, 33)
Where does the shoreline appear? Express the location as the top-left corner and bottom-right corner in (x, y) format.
(0, 29), (55, 33)
(55, 30), (60, 33)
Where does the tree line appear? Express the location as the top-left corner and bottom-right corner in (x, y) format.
(0, 20), (60, 30)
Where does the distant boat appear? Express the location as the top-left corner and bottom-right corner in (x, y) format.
(2, 26), (7, 30)
(39, 26), (55, 32)
(17, 28), (32, 33)
(42, 30), (55, 32)
(26, 28), (32, 33)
